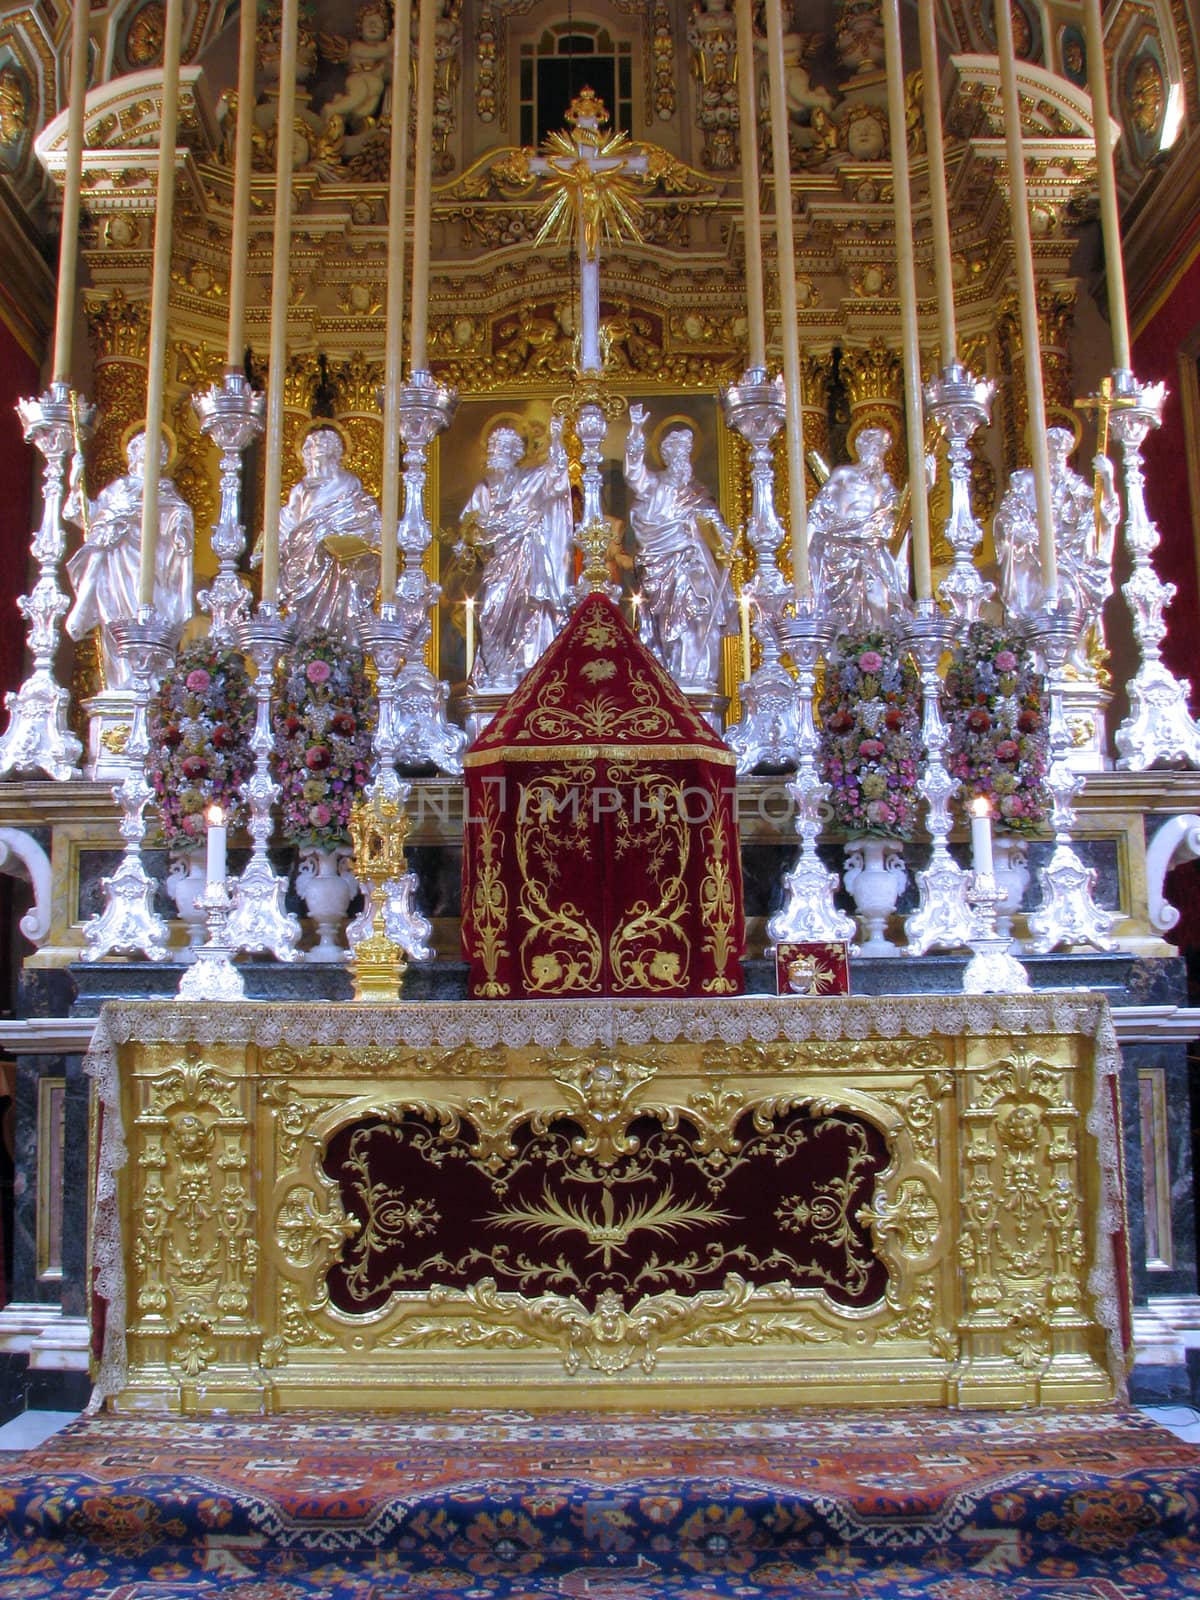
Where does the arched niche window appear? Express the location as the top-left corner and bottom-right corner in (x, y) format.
(519, 22), (633, 145)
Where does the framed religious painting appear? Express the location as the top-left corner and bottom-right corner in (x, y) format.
(430, 389), (737, 696)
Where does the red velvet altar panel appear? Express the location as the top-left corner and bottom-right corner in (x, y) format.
(322, 1103), (889, 1319)
(462, 594), (744, 998)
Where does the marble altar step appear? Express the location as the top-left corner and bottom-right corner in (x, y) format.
(0, 1406), (1197, 1597)
(57, 950), (1144, 1013)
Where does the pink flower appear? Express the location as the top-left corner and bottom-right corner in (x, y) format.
(305, 745), (330, 770)
(865, 799), (895, 826)
(306, 659), (332, 685)
(309, 802), (332, 827)
(995, 739), (1020, 762)
(994, 650), (1017, 672)
(857, 650), (883, 674)
(185, 668), (211, 693)
(857, 738), (884, 760)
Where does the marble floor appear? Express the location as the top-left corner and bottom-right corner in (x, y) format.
(0, 1405), (1197, 1450)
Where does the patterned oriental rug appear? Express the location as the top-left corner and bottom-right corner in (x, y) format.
(1, 1406), (1199, 1598)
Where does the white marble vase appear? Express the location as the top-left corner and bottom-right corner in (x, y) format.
(165, 849), (208, 960)
(992, 832), (1030, 943)
(297, 847), (357, 963)
(843, 838), (906, 956)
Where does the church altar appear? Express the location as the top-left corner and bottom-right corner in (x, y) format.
(88, 991), (1128, 1415)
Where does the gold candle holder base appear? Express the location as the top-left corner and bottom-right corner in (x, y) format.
(348, 785), (416, 1004)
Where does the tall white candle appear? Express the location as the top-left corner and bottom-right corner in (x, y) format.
(969, 796), (994, 878)
(995, 0), (1058, 602)
(734, 0), (767, 372)
(739, 591), (753, 681)
(409, 0), (437, 374)
(137, 0), (185, 612)
(917, 0), (957, 366)
(225, 0), (258, 370)
(260, 0), (301, 607)
(52, 0), (91, 383)
(1082, 0), (1131, 371)
(882, 0), (933, 601)
(381, 0), (413, 602)
(206, 803), (228, 886)
(764, 0), (810, 598)
(464, 595), (475, 677)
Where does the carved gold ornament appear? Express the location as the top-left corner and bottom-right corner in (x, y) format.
(1129, 55), (1165, 137)
(0, 66), (29, 146)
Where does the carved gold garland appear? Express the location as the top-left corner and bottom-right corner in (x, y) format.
(88, 995), (1127, 1413)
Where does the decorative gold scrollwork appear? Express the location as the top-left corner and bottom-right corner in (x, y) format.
(277, 1184), (359, 1270)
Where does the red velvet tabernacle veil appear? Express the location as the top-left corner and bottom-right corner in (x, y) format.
(461, 593), (744, 998)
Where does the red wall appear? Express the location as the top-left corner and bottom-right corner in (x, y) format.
(1132, 250), (1200, 694)
(0, 321), (39, 699)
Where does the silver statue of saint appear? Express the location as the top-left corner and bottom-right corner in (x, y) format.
(459, 419), (573, 691)
(624, 404), (737, 691)
(64, 429), (194, 688)
(809, 426), (910, 633)
(994, 425), (1119, 672)
(269, 427), (382, 643)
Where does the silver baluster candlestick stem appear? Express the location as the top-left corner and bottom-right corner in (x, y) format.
(904, 602), (974, 953)
(227, 607), (302, 961)
(571, 400), (621, 601)
(0, 382), (92, 780)
(193, 370), (264, 643)
(1108, 372), (1200, 769)
(391, 369), (466, 774)
(963, 869), (1031, 993)
(1027, 606), (1114, 951)
(925, 364), (995, 630)
(349, 607), (434, 967)
(767, 606), (857, 946)
(722, 369), (803, 773)
(177, 879), (245, 1000)
(82, 612), (176, 961)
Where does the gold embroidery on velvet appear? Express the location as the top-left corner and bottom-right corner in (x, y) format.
(606, 767), (692, 993)
(579, 609), (620, 651)
(516, 768), (603, 993)
(523, 665), (678, 744)
(485, 1183), (736, 1270)
(465, 741), (735, 767)
(326, 1106), (886, 1313)
(471, 777), (511, 997)
(699, 806), (739, 993)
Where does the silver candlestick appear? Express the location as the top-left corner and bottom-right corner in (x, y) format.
(571, 401), (622, 602)
(963, 869), (1031, 994)
(177, 879), (246, 1001)
(193, 370), (264, 643)
(353, 606), (435, 966)
(1108, 372), (1200, 769)
(767, 605), (857, 946)
(1027, 606), (1114, 952)
(904, 602), (974, 953)
(391, 369), (466, 774)
(82, 612), (177, 962)
(0, 382), (93, 781)
(227, 607), (302, 961)
(722, 369), (803, 772)
(925, 364), (995, 629)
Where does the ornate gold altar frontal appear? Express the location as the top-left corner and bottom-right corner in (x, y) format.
(87, 995), (1128, 1415)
